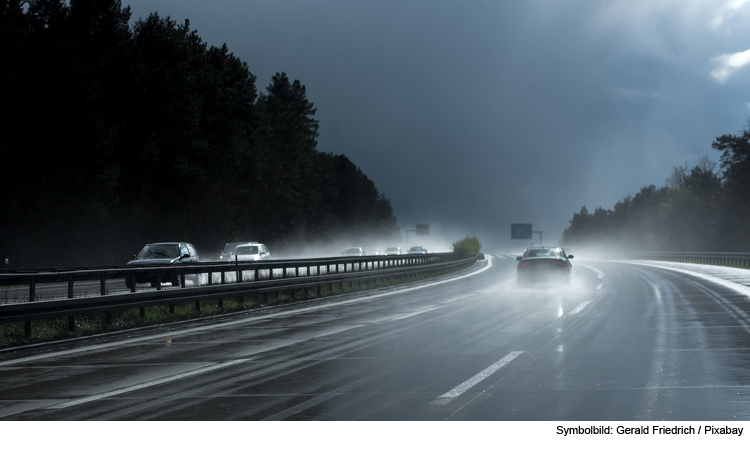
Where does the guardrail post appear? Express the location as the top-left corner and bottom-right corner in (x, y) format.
(29, 277), (36, 302)
(100, 273), (106, 296)
(68, 275), (74, 299)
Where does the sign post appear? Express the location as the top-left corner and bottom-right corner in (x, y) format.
(407, 224), (430, 247)
(511, 223), (542, 245)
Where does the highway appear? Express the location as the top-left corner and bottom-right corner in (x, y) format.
(1, 255), (749, 420)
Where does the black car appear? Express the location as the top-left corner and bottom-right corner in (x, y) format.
(125, 242), (200, 288)
(515, 246), (573, 286)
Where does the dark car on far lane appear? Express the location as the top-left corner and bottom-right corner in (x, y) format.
(125, 242), (200, 288)
(515, 246), (573, 286)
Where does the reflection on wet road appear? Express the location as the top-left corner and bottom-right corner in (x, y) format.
(1, 255), (750, 420)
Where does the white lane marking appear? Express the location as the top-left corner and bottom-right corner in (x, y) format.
(392, 306), (443, 321)
(435, 351), (524, 403)
(0, 257), (495, 367)
(654, 282), (663, 306)
(566, 301), (591, 317)
(47, 358), (250, 409)
(440, 293), (475, 304)
(578, 263), (606, 279)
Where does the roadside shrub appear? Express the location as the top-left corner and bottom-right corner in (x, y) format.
(452, 235), (482, 258)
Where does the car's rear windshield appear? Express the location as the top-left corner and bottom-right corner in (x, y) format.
(222, 243), (243, 253)
(524, 248), (561, 258)
(138, 244), (180, 259)
(235, 246), (259, 255)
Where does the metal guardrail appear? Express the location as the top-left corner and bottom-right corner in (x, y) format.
(621, 252), (750, 268)
(0, 253), (478, 336)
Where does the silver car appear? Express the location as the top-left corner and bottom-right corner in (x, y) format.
(228, 243), (271, 262)
(384, 246), (402, 255)
(407, 246), (428, 254)
(341, 247), (366, 256)
(219, 241), (259, 261)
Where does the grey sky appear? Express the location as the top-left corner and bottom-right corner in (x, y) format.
(124, 0), (750, 251)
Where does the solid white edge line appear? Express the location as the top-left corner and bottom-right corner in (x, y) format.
(623, 260), (750, 298)
(48, 358), (250, 409)
(577, 263), (606, 280)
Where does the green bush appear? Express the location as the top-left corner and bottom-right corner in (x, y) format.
(452, 235), (482, 258)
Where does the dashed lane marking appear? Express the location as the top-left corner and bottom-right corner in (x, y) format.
(433, 351), (524, 405)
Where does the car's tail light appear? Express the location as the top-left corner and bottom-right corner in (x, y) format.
(518, 260), (532, 267)
(553, 260), (567, 266)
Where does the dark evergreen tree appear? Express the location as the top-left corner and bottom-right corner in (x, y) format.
(0, 5), (399, 267)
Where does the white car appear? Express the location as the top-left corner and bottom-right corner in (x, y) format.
(407, 246), (428, 254)
(219, 241), (258, 261)
(384, 247), (402, 255)
(341, 247), (366, 256)
(228, 243), (271, 262)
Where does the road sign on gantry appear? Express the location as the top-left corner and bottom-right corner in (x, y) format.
(511, 223), (532, 239)
(416, 224), (430, 236)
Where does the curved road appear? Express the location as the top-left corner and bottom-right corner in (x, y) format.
(1, 255), (749, 420)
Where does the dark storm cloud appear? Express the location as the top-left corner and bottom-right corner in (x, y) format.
(125, 0), (750, 250)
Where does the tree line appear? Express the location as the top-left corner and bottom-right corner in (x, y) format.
(562, 124), (750, 253)
(0, 0), (398, 267)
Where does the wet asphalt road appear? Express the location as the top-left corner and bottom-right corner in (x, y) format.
(1, 255), (749, 420)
